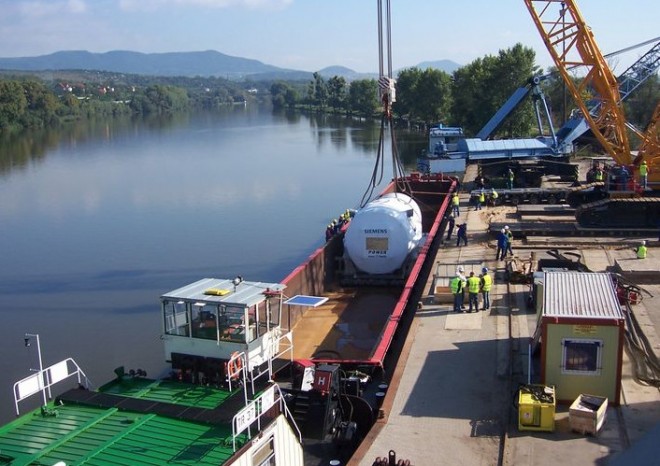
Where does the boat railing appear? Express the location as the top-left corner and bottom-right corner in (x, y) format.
(226, 351), (249, 407)
(13, 358), (90, 416)
(243, 329), (293, 395)
(231, 383), (302, 452)
(269, 330), (294, 376)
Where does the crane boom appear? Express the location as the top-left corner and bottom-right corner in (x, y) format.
(523, 0), (632, 165)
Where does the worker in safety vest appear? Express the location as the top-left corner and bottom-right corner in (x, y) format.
(636, 240), (647, 259)
(467, 272), (481, 312)
(480, 267), (492, 311)
(504, 225), (514, 257)
(639, 161), (649, 190)
(594, 167), (604, 182)
(477, 190), (485, 210)
(489, 189), (498, 207)
(507, 168), (515, 189)
(450, 273), (465, 312)
(451, 192), (460, 217)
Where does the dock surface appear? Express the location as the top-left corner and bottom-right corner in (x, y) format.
(350, 168), (660, 466)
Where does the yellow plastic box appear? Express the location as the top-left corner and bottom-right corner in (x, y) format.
(518, 385), (556, 432)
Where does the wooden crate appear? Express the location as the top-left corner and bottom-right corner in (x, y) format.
(569, 394), (608, 435)
(434, 285), (453, 304)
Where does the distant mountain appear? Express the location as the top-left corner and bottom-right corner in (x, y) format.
(0, 50), (290, 78)
(415, 59), (462, 74)
(0, 50), (462, 81)
(317, 66), (377, 80)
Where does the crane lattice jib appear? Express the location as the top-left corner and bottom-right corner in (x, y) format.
(524, 0), (631, 164)
(634, 102), (660, 168)
(616, 40), (660, 102)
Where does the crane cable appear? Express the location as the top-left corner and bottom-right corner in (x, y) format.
(359, 0), (411, 208)
(614, 275), (660, 388)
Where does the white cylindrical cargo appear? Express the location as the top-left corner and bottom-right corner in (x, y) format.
(343, 193), (423, 274)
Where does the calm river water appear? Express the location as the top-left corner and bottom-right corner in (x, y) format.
(0, 105), (425, 422)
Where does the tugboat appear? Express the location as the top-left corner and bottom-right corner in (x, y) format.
(2, 277), (304, 466)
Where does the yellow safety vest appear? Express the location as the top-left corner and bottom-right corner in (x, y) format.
(467, 276), (481, 293)
(479, 192), (485, 203)
(450, 276), (463, 294)
(595, 170), (603, 181)
(637, 245), (647, 259)
(452, 194), (460, 206)
(481, 274), (492, 291)
(492, 190), (498, 199)
(640, 164), (648, 176)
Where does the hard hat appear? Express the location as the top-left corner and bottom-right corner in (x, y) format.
(482, 267), (488, 273)
(501, 228), (505, 233)
(457, 266), (464, 272)
(504, 225), (509, 230)
(641, 240), (647, 245)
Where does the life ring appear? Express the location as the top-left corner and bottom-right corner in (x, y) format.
(227, 352), (243, 379)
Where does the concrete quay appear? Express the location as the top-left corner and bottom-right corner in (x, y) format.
(349, 176), (660, 466)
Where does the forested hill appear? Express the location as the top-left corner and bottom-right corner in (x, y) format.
(0, 50), (461, 80)
(0, 50), (288, 78)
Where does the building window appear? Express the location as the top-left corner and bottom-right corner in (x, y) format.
(562, 339), (602, 375)
(252, 436), (276, 466)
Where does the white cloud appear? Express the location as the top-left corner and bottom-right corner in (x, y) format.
(16, 0), (87, 17)
(118, 0), (291, 11)
(68, 0), (88, 13)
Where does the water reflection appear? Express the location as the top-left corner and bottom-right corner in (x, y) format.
(0, 105), (426, 423)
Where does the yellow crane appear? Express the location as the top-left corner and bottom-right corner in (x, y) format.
(524, 0), (660, 228)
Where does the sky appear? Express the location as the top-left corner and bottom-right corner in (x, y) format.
(1, 0), (658, 75)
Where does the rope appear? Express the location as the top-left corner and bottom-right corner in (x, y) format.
(359, 0), (413, 208)
(622, 295), (660, 388)
(614, 275), (660, 388)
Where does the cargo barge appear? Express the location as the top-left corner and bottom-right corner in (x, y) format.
(0, 172), (455, 466)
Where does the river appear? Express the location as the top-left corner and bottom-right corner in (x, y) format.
(0, 105), (426, 423)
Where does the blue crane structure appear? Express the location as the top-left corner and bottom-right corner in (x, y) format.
(421, 38), (660, 174)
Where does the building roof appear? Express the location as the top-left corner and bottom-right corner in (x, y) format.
(542, 272), (624, 320)
(161, 278), (285, 308)
(458, 137), (557, 160)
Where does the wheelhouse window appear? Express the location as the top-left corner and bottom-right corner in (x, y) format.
(562, 339), (602, 375)
(162, 296), (282, 343)
(219, 305), (251, 342)
(163, 300), (189, 337)
(191, 303), (220, 340)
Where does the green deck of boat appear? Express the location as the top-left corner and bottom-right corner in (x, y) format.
(0, 378), (249, 465)
(99, 378), (234, 409)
